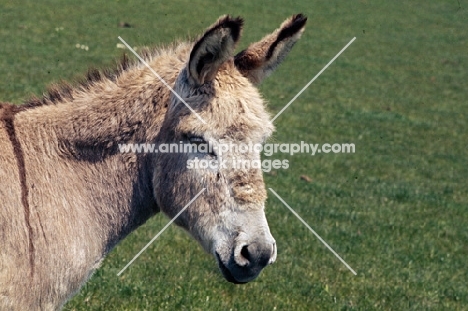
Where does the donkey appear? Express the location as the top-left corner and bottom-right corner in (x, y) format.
(0, 14), (307, 310)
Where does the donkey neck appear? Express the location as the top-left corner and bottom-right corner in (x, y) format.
(9, 56), (183, 253)
(20, 70), (168, 158)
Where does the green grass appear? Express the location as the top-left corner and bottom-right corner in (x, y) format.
(2, 0), (467, 310)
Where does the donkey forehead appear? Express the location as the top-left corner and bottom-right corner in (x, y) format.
(174, 62), (274, 142)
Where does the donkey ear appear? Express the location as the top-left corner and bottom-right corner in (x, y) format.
(234, 14), (307, 85)
(188, 15), (243, 86)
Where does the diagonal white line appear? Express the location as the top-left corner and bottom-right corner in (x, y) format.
(271, 37), (356, 123)
(117, 36), (207, 124)
(268, 188), (357, 275)
(117, 188), (206, 276)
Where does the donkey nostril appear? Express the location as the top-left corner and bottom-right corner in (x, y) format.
(236, 242), (274, 268)
(240, 245), (251, 262)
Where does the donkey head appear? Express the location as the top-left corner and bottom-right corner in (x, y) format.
(153, 14), (306, 283)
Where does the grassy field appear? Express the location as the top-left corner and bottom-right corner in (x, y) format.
(2, 0), (467, 310)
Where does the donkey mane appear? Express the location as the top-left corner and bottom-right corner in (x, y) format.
(4, 42), (196, 163)
(21, 45), (178, 110)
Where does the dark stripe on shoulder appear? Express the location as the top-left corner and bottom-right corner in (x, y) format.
(1, 104), (35, 277)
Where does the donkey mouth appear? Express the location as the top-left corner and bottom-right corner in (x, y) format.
(215, 252), (249, 284)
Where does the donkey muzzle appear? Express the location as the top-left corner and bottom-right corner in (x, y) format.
(216, 239), (277, 284)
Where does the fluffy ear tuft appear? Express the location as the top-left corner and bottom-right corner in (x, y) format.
(188, 15), (244, 86)
(234, 14), (307, 85)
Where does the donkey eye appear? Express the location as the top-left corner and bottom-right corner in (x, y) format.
(188, 135), (216, 157)
(189, 136), (205, 144)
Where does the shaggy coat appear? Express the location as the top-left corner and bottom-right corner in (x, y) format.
(0, 14), (306, 310)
